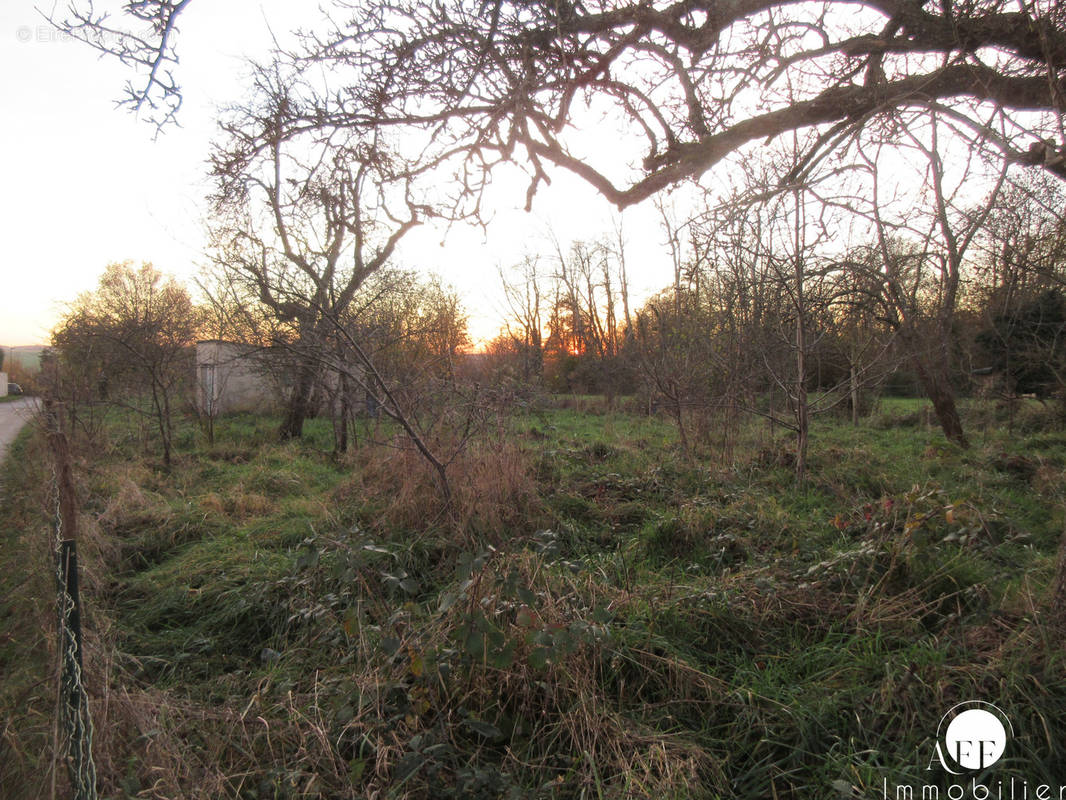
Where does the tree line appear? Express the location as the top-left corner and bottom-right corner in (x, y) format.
(46, 262), (470, 474)
(44, 159), (1066, 487)
(488, 169), (1066, 479)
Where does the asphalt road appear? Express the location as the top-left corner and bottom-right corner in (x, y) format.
(0, 397), (38, 464)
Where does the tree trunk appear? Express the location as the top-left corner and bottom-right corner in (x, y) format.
(794, 237), (809, 484)
(280, 363), (317, 441)
(795, 310), (809, 484)
(912, 355), (969, 448)
(895, 320), (969, 448)
(150, 380), (172, 467)
(333, 372), (350, 455)
(671, 392), (690, 460)
(850, 364), (860, 426)
(161, 386), (173, 468)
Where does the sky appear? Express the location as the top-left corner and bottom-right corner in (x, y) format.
(0, 0), (672, 348)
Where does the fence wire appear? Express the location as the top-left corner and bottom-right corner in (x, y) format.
(50, 453), (98, 800)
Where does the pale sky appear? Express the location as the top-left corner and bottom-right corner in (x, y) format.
(0, 1), (671, 348)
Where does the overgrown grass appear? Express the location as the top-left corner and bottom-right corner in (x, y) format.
(0, 420), (68, 795)
(2, 398), (1066, 798)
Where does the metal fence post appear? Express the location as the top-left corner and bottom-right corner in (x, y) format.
(43, 398), (98, 800)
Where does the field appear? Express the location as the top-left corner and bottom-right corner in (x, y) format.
(2, 397), (1065, 799)
(2, 345), (45, 373)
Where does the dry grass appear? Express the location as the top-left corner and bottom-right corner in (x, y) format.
(313, 549), (720, 799)
(0, 424), (84, 799)
(49, 544), (723, 799)
(335, 436), (549, 542)
(200, 490), (278, 519)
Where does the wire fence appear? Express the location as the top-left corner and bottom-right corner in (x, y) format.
(46, 403), (98, 800)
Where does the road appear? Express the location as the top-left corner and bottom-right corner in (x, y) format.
(0, 398), (38, 464)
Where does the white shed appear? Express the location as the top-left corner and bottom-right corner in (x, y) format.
(196, 341), (281, 415)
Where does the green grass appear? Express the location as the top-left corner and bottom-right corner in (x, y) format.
(2, 397), (1066, 798)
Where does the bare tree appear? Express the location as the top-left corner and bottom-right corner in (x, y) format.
(854, 110), (1008, 447)
(258, 263), (475, 496)
(208, 67), (422, 440)
(50, 262), (201, 466)
(691, 162), (900, 478)
(632, 290), (710, 459)
(52, 0), (191, 129)
(55, 0), (1066, 206)
(829, 255), (898, 426)
(970, 175), (1066, 406)
(498, 256), (546, 383)
(705, 180), (835, 480)
(973, 172), (1066, 310)
(539, 237), (632, 396)
(609, 217), (633, 339)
